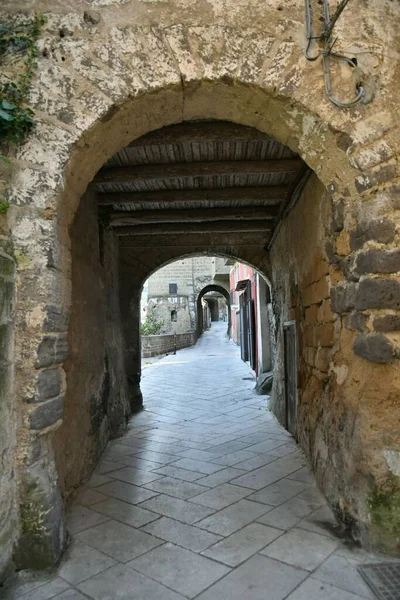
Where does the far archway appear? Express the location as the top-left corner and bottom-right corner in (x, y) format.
(197, 285), (231, 338)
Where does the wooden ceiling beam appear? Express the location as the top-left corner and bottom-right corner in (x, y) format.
(126, 122), (279, 147)
(110, 206), (280, 226)
(96, 186), (288, 206)
(94, 159), (301, 184)
(115, 221), (272, 236)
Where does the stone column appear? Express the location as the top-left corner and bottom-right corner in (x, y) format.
(119, 271), (143, 413)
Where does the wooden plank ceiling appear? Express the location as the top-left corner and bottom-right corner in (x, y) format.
(94, 121), (309, 246)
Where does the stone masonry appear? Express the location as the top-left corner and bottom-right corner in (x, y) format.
(0, 0), (399, 580)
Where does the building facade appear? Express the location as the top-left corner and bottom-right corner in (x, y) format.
(229, 263), (273, 382)
(144, 256), (230, 334)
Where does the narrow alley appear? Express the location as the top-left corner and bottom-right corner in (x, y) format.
(6, 323), (383, 600)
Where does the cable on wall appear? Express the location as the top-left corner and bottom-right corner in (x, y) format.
(304, 0), (365, 108)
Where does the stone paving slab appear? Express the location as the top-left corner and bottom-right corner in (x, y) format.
(7, 323), (383, 599)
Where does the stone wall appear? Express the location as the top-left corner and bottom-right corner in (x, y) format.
(1, 0), (400, 575)
(142, 332), (197, 358)
(0, 218), (17, 579)
(145, 256), (227, 334)
(147, 296), (192, 335)
(269, 172), (400, 550)
(53, 190), (130, 503)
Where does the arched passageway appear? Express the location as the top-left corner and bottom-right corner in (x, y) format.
(1, 9), (399, 572)
(197, 285), (231, 338)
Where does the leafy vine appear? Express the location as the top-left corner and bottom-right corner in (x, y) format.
(0, 13), (46, 158)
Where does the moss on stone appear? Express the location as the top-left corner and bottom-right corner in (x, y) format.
(14, 486), (56, 570)
(0, 238), (14, 258)
(367, 484), (400, 553)
(368, 488), (400, 535)
(0, 254), (14, 276)
(13, 250), (30, 268)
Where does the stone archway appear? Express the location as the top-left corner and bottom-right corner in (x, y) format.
(196, 284), (231, 338)
(1, 3), (399, 575)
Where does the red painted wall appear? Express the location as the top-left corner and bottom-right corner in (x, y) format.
(229, 263), (260, 374)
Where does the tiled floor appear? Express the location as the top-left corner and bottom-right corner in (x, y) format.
(5, 323), (386, 599)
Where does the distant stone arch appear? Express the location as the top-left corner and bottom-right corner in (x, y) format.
(196, 284), (231, 338)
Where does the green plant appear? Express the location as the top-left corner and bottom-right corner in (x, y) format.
(0, 14), (46, 151)
(0, 201), (9, 214)
(140, 315), (165, 336)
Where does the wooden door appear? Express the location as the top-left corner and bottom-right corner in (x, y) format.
(239, 293), (248, 361)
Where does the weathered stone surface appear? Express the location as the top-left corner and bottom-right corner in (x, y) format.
(302, 277), (329, 307)
(355, 164), (397, 194)
(351, 140), (394, 171)
(36, 334), (68, 368)
(37, 368), (62, 402)
(355, 249), (400, 275)
(350, 219), (396, 251)
(44, 305), (69, 332)
(318, 299), (335, 323)
(353, 333), (394, 363)
(315, 323), (335, 347)
(330, 283), (357, 314)
(373, 314), (400, 332)
(0, 246), (16, 581)
(315, 347), (331, 372)
(83, 10), (101, 24)
(331, 200), (344, 233)
(14, 459), (66, 570)
(29, 396), (64, 430)
(345, 311), (369, 333)
(355, 278), (400, 311)
(36, 337), (56, 368)
(0, 0), (399, 574)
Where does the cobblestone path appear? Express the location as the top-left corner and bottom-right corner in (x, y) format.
(7, 323), (382, 599)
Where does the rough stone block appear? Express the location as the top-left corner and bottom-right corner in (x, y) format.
(303, 256), (329, 288)
(304, 326), (315, 347)
(335, 231), (350, 256)
(302, 277), (329, 307)
(355, 164), (397, 193)
(37, 368), (62, 402)
(305, 305), (318, 324)
(318, 299), (335, 323)
(29, 396), (64, 430)
(355, 278), (400, 310)
(315, 347), (331, 372)
(304, 346), (316, 367)
(373, 314), (400, 332)
(84, 10), (101, 24)
(331, 283), (357, 314)
(36, 334), (68, 368)
(355, 249), (400, 275)
(55, 334), (68, 363)
(353, 333), (394, 363)
(331, 200), (344, 233)
(44, 305), (69, 332)
(351, 141), (393, 171)
(315, 323), (334, 347)
(36, 337), (56, 368)
(345, 312), (369, 333)
(350, 218), (396, 251)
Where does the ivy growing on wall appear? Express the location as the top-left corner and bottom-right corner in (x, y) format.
(0, 13), (46, 157)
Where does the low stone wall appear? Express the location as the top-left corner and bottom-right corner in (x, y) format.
(142, 332), (197, 357)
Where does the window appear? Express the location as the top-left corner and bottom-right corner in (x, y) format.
(169, 283), (178, 294)
(171, 309), (178, 322)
